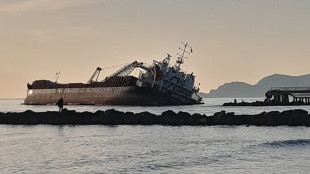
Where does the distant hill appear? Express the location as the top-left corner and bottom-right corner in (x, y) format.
(204, 74), (310, 98)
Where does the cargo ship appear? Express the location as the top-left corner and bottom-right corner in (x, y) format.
(24, 42), (203, 106)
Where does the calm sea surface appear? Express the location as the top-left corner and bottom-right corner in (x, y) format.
(1, 98), (310, 173)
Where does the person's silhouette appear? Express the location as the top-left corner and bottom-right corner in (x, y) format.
(56, 98), (64, 113)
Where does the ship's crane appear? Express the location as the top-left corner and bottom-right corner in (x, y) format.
(87, 61), (152, 83)
(104, 61), (149, 80)
(87, 67), (102, 84)
(106, 61), (140, 78)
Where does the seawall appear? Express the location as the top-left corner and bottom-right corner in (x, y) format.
(0, 109), (310, 126)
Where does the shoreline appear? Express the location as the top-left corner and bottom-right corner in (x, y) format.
(0, 109), (309, 126)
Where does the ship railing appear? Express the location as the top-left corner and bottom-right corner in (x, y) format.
(270, 87), (310, 91)
(291, 93), (310, 97)
(162, 86), (192, 100)
(163, 79), (194, 93)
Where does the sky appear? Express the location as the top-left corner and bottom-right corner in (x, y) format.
(1, 0), (310, 98)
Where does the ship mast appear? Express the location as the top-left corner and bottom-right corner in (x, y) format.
(55, 71), (61, 83)
(174, 42), (193, 71)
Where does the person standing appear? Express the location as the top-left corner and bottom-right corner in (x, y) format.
(56, 98), (64, 113)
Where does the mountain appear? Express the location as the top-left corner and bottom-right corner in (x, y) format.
(204, 74), (310, 98)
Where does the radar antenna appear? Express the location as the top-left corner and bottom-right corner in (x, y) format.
(175, 42), (193, 71)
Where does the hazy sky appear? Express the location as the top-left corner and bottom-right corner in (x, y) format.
(1, 0), (310, 98)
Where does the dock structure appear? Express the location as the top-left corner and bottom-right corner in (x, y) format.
(265, 87), (310, 104)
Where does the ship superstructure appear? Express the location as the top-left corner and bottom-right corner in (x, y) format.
(24, 42), (203, 106)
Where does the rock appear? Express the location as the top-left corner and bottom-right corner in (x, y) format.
(279, 109), (309, 126)
(211, 111), (227, 125)
(134, 111), (158, 125)
(160, 110), (181, 125)
(177, 111), (191, 125)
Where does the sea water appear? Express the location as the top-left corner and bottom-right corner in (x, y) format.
(3, 98), (310, 115)
(0, 98), (310, 173)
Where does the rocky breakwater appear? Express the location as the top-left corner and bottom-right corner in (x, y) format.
(0, 109), (309, 126)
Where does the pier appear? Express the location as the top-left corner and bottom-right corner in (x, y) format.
(265, 87), (310, 104)
(223, 87), (310, 106)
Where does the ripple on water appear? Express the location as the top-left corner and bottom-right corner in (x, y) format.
(260, 139), (310, 148)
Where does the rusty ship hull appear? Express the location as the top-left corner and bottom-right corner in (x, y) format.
(24, 86), (199, 106)
(24, 76), (200, 106)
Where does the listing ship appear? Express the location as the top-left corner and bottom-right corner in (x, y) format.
(24, 42), (203, 106)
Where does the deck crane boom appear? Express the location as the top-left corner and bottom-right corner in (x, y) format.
(87, 67), (102, 84)
(102, 61), (150, 82)
(87, 61), (151, 83)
